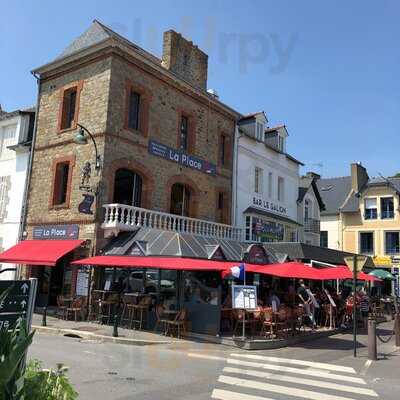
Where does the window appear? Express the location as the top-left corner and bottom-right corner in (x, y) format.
(304, 199), (311, 220)
(320, 231), (328, 248)
(52, 162), (70, 206)
(128, 90), (141, 131)
(268, 172), (273, 198)
(113, 169), (142, 207)
(364, 198), (377, 220)
(60, 87), (78, 130)
(0, 176), (11, 222)
(360, 232), (374, 255)
(170, 183), (191, 216)
(179, 115), (189, 150)
(256, 122), (264, 141)
(278, 135), (285, 152)
(277, 177), (284, 202)
(0, 125), (16, 158)
(385, 232), (400, 254)
(254, 167), (263, 193)
(245, 215), (251, 241)
(381, 197), (394, 219)
(218, 192), (224, 210)
(219, 134), (228, 166)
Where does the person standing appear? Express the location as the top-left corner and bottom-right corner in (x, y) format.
(297, 280), (316, 329)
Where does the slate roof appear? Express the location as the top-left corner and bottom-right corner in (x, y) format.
(263, 242), (375, 268)
(0, 107), (35, 122)
(101, 227), (280, 263)
(298, 177), (325, 211)
(316, 176), (352, 216)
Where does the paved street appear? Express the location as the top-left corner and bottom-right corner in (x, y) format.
(28, 325), (400, 400)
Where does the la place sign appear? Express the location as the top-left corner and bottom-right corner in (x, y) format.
(252, 196), (287, 216)
(148, 140), (217, 176)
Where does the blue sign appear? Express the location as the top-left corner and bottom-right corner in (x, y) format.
(148, 140), (217, 176)
(33, 225), (80, 240)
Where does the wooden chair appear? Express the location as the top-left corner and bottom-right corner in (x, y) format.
(154, 304), (168, 334)
(99, 292), (120, 324)
(65, 297), (84, 321)
(131, 296), (152, 330)
(260, 308), (287, 339)
(233, 309), (258, 338)
(165, 309), (187, 338)
(323, 304), (337, 328)
(56, 295), (67, 320)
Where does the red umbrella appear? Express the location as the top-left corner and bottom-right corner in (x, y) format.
(246, 262), (325, 280)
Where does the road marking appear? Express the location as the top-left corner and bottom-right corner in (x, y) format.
(223, 367), (378, 397)
(230, 353), (356, 373)
(218, 375), (361, 400)
(212, 388), (276, 400)
(360, 359), (373, 376)
(187, 353), (366, 384)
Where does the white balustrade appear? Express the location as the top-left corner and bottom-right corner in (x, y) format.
(102, 204), (243, 241)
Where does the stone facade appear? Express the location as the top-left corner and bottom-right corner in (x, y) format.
(25, 26), (236, 259)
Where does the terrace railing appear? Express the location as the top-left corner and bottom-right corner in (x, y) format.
(102, 204), (243, 241)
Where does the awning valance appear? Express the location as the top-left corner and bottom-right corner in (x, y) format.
(0, 240), (84, 266)
(71, 255), (246, 271)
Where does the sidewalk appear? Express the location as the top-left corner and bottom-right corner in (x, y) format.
(32, 313), (186, 346)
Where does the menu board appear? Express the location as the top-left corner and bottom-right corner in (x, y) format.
(306, 289), (320, 308)
(232, 285), (257, 310)
(76, 266), (90, 296)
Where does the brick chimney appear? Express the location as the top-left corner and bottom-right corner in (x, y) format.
(351, 162), (369, 193)
(162, 30), (208, 91)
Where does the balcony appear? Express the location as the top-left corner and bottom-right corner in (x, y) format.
(102, 204), (243, 241)
(304, 218), (320, 235)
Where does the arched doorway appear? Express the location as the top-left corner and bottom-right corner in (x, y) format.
(170, 183), (191, 216)
(113, 168), (143, 206)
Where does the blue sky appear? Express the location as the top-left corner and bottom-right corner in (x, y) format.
(1, 0), (399, 178)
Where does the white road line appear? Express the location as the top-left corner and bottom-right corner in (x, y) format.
(361, 359), (373, 376)
(212, 388), (276, 400)
(223, 367), (378, 397)
(230, 353), (356, 374)
(218, 375), (361, 400)
(187, 353), (366, 384)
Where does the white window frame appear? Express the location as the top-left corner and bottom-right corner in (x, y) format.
(254, 167), (263, 194)
(277, 176), (284, 202)
(364, 197), (378, 220)
(268, 172), (273, 198)
(256, 122), (264, 141)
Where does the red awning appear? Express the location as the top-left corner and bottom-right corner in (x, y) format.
(72, 255), (256, 271)
(317, 266), (382, 282)
(246, 262), (325, 280)
(0, 240), (84, 266)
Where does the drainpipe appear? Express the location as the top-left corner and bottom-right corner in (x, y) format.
(16, 72), (41, 279)
(232, 124), (241, 228)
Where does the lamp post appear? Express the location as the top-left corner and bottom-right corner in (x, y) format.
(344, 255), (368, 357)
(74, 124), (101, 171)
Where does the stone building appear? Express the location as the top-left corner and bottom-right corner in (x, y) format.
(2, 20), (239, 304)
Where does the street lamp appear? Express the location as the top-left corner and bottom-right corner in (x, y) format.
(74, 124), (101, 171)
(344, 255), (368, 357)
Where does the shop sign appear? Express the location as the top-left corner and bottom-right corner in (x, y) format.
(232, 285), (257, 309)
(33, 225), (80, 240)
(252, 196), (287, 216)
(373, 256), (392, 266)
(391, 256), (400, 266)
(148, 140), (217, 176)
(254, 219), (284, 241)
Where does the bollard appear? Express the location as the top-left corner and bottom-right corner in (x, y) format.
(368, 317), (377, 361)
(42, 307), (47, 327)
(395, 314), (400, 347)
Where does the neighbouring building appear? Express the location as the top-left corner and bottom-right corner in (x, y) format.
(297, 172), (325, 246)
(0, 20), (241, 304)
(0, 105), (35, 280)
(233, 116), (303, 243)
(318, 163), (400, 295)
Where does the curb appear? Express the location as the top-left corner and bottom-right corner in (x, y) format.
(32, 325), (177, 346)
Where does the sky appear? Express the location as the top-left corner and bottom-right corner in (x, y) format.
(1, 0), (399, 178)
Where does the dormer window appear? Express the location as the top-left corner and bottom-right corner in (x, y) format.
(256, 122), (264, 141)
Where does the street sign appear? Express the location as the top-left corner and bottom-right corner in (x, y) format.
(0, 295), (29, 313)
(0, 280), (30, 296)
(0, 313), (25, 330)
(344, 256), (368, 273)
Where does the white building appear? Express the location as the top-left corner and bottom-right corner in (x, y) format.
(233, 112), (303, 243)
(0, 106), (34, 280)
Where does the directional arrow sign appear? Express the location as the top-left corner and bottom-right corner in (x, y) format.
(0, 313), (25, 330)
(0, 295), (29, 313)
(0, 280), (31, 296)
